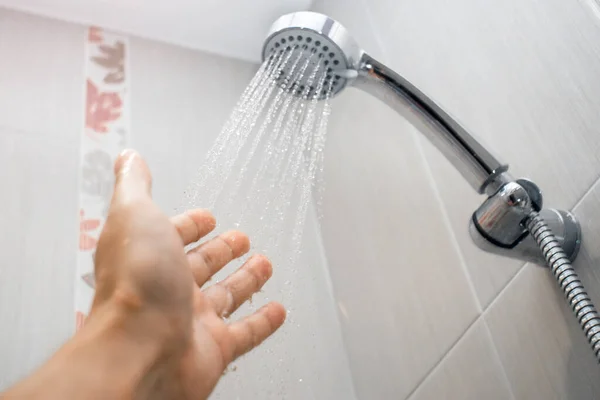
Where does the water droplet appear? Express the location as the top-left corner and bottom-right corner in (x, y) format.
(177, 55), (333, 368)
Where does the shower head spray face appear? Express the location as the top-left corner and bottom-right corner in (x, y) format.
(262, 12), (362, 100)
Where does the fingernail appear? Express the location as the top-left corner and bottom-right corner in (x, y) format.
(114, 149), (138, 174)
(206, 214), (217, 228)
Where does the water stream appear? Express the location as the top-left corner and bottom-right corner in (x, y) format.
(180, 48), (333, 269)
(179, 47), (336, 397)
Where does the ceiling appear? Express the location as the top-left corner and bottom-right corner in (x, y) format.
(0, 0), (314, 62)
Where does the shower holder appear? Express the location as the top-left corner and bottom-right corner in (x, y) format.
(262, 11), (582, 267)
(263, 10), (600, 361)
(469, 178), (581, 265)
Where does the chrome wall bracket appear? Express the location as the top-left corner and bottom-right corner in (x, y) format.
(469, 175), (582, 265)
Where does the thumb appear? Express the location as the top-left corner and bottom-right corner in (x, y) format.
(112, 149), (152, 205)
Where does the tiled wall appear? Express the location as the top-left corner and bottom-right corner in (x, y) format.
(5, 3), (600, 399)
(0, 8), (356, 399)
(0, 9), (84, 388)
(314, 0), (600, 398)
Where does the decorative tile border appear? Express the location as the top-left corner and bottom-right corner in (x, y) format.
(75, 27), (130, 330)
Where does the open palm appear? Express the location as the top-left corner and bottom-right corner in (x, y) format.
(91, 150), (286, 399)
(170, 210), (286, 399)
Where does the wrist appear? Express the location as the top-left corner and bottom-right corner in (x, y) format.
(81, 301), (167, 381)
(85, 292), (191, 398)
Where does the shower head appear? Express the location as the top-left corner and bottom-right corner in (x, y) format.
(263, 12), (509, 196)
(260, 12), (584, 329)
(262, 12), (362, 100)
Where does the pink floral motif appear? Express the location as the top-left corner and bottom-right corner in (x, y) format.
(92, 41), (125, 84)
(85, 79), (122, 133)
(81, 272), (96, 289)
(88, 26), (103, 43)
(79, 209), (101, 251)
(77, 27), (128, 332)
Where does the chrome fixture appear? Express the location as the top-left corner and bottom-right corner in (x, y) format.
(262, 11), (581, 265)
(263, 12), (600, 361)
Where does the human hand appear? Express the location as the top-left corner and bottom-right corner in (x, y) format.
(93, 150), (287, 399)
(1, 150), (286, 400)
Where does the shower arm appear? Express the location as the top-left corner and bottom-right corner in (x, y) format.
(353, 53), (509, 195)
(351, 52), (582, 265)
(264, 9), (595, 359)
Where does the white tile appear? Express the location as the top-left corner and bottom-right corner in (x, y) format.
(420, 137), (525, 308)
(376, 0), (600, 208)
(409, 319), (513, 400)
(321, 89), (480, 399)
(0, 131), (79, 388)
(571, 178), (600, 344)
(367, 0), (600, 308)
(0, 9), (82, 388)
(310, 0), (387, 62)
(129, 37), (357, 399)
(212, 205), (358, 400)
(0, 10), (357, 397)
(485, 264), (600, 400)
(0, 8), (85, 137)
(129, 35), (257, 213)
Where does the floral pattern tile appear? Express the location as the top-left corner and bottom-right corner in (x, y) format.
(75, 27), (129, 329)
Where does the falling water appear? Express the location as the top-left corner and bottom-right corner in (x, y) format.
(181, 48), (334, 266)
(179, 47), (336, 398)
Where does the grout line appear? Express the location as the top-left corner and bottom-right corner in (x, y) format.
(403, 293), (521, 400)
(472, 172), (600, 395)
(413, 131), (529, 397)
(72, 26), (88, 334)
(404, 314), (481, 400)
(571, 172), (600, 211)
(479, 162), (600, 314)
(308, 199), (361, 400)
(341, 3), (524, 397)
(413, 133), (483, 313)
(481, 317), (517, 400)
(361, 4), (492, 395)
(482, 262), (529, 316)
(317, 3), (385, 398)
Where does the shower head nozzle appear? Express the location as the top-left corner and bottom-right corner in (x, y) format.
(262, 12), (362, 99)
(263, 12), (509, 198)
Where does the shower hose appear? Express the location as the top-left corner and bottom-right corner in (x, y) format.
(526, 212), (600, 362)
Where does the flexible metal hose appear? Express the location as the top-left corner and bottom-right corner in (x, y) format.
(526, 212), (600, 361)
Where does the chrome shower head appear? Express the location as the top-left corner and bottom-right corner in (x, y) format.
(260, 13), (586, 349)
(262, 11), (362, 100)
(263, 12), (509, 197)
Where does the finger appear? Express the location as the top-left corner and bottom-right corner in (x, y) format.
(170, 209), (216, 246)
(187, 230), (250, 286)
(229, 302), (286, 360)
(112, 149), (152, 205)
(205, 254), (272, 317)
